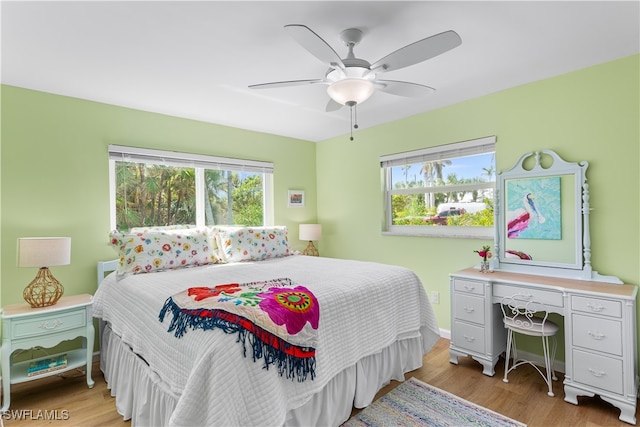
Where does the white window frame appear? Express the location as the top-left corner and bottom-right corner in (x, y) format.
(380, 136), (496, 239)
(108, 145), (274, 230)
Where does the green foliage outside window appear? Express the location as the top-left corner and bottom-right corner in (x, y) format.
(115, 162), (263, 230)
(389, 156), (495, 228)
(115, 163), (196, 230)
(447, 199), (494, 226)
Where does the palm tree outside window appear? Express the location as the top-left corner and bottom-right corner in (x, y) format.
(108, 145), (273, 231)
(380, 136), (496, 238)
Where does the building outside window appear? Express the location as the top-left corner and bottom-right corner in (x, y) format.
(381, 136), (496, 238)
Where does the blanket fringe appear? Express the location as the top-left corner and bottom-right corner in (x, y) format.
(159, 297), (316, 382)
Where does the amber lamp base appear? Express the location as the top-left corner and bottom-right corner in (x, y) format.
(302, 241), (319, 257)
(23, 267), (64, 308)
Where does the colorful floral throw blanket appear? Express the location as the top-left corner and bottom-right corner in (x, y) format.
(159, 278), (320, 382)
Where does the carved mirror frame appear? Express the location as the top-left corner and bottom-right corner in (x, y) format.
(494, 150), (620, 284)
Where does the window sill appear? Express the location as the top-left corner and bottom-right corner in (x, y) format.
(382, 226), (493, 239)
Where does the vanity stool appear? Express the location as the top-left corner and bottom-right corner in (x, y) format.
(501, 294), (559, 397)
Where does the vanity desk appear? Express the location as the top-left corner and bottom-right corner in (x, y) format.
(449, 150), (638, 424)
(449, 267), (638, 424)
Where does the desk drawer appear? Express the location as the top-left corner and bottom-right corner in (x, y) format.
(572, 349), (623, 395)
(454, 294), (485, 325)
(493, 284), (563, 308)
(11, 310), (86, 339)
(452, 321), (485, 354)
(453, 278), (485, 296)
(571, 295), (622, 318)
(572, 314), (622, 356)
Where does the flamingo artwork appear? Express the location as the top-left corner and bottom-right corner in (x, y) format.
(507, 193), (546, 238)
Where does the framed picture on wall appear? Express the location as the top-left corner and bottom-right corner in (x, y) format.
(506, 176), (561, 240)
(288, 190), (305, 208)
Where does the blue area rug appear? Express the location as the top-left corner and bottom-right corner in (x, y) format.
(342, 377), (527, 427)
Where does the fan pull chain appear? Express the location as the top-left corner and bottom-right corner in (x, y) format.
(349, 103), (359, 141)
(354, 104), (359, 130)
(350, 105), (354, 141)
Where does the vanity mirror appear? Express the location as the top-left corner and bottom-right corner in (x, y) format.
(494, 150), (621, 284)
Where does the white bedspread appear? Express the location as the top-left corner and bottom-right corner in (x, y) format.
(93, 255), (439, 426)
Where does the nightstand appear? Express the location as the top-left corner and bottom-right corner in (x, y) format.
(1, 294), (95, 412)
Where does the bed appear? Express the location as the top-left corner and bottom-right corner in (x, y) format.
(93, 226), (440, 426)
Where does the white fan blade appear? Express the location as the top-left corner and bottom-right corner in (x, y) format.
(325, 98), (343, 112)
(285, 24), (345, 71)
(371, 30), (462, 73)
(249, 79), (325, 89)
(376, 80), (435, 97)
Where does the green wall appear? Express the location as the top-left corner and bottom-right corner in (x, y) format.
(0, 87), (317, 306)
(1, 54), (638, 366)
(317, 54), (639, 333)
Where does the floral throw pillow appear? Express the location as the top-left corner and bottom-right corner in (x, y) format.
(214, 226), (290, 263)
(109, 228), (221, 277)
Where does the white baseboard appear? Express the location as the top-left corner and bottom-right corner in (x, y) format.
(437, 328), (565, 373)
(508, 348), (566, 374)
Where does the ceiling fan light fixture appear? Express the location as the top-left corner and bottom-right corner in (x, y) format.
(327, 78), (375, 106)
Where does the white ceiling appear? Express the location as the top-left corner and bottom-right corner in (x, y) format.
(2, 1), (639, 142)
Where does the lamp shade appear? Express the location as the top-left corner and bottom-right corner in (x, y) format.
(18, 237), (71, 268)
(299, 224), (322, 241)
(327, 78), (375, 106)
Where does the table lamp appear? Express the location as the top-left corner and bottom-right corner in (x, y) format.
(18, 237), (71, 308)
(299, 224), (321, 256)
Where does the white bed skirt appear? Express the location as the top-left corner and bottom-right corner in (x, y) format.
(101, 323), (434, 426)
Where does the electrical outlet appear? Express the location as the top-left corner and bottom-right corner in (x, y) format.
(430, 291), (439, 304)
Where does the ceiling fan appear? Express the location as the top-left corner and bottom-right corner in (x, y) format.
(249, 24), (462, 114)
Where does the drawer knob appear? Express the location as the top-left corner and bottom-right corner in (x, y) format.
(39, 319), (63, 330)
(463, 306), (475, 314)
(587, 330), (606, 340)
(586, 302), (605, 312)
(588, 368), (606, 378)
(463, 284), (476, 292)
(463, 334), (476, 343)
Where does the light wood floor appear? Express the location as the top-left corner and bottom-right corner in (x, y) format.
(3, 338), (637, 426)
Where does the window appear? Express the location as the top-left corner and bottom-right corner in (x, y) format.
(381, 136), (496, 238)
(108, 145), (273, 231)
